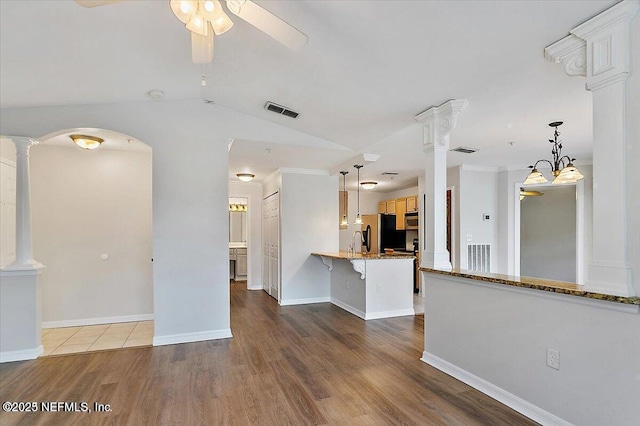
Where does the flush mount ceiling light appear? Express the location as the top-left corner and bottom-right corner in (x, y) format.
(360, 181), (377, 190)
(524, 122), (584, 185)
(236, 173), (255, 182)
(70, 134), (104, 150)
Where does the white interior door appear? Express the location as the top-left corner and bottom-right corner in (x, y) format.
(263, 192), (280, 300)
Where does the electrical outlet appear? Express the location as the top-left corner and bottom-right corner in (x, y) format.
(346, 281), (350, 289)
(546, 348), (560, 370)
(376, 284), (382, 293)
(466, 233), (472, 242)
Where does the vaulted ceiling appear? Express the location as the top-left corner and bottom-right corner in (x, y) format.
(0, 1), (614, 191)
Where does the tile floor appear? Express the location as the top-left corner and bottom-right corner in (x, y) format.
(41, 321), (153, 357)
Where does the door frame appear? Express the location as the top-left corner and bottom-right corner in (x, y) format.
(514, 180), (584, 283)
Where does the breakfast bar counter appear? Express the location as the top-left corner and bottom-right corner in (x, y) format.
(312, 251), (415, 320)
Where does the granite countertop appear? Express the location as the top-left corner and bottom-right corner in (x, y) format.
(312, 251), (415, 260)
(420, 267), (640, 305)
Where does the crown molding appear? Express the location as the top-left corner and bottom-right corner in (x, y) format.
(278, 167), (329, 176)
(460, 164), (499, 173)
(544, 35), (586, 77)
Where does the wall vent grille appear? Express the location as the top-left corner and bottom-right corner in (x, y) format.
(468, 244), (490, 272)
(265, 102), (299, 119)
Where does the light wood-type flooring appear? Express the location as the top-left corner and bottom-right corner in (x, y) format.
(0, 282), (536, 425)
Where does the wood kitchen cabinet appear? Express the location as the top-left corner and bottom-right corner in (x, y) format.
(396, 197), (407, 230)
(386, 200), (396, 214)
(406, 196), (417, 212)
(378, 201), (387, 214)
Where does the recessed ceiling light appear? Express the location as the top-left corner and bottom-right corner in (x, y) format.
(70, 134), (103, 150)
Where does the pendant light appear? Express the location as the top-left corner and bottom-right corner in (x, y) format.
(340, 171), (349, 227)
(524, 122), (584, 185)
(354, 165), (363, 225)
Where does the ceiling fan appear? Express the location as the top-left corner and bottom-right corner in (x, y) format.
(75, 0), (309, 64)
(519, 188), (544, 201)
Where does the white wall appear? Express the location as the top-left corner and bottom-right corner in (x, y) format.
(229, 180), (262, 290)
(0, 138), (16, 268)
(521, 185), (576, 282)
(280, 172), (338, 304)
(458, 166), (498, 271)
(0, 99), (338, 346)
(30, 145), (153, 326)
(627, 16), (640, 296)
(422, 273), (640, 426)
(381, 185), (419, 201)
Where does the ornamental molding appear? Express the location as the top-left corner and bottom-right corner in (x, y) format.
(350, 259), (366, 280)
(415, 99), (468, 150)
(319, 256), (333, 272)
(545, 0), (639, 90)
(544, 35), (586, 77)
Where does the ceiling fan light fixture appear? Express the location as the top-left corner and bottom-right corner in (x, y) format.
(360, 181), (377, 190)
(70, 134), (104, 150)
(211, 2), (234, 35)
(186, 11), (209, 36)
(170, 0), (198, 24)
(191, 31), (214, 63)
(237, 173), (255, 182)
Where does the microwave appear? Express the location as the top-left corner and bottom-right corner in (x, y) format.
(405, 212), (418, 230)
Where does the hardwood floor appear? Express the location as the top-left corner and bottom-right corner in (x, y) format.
(0, 282), (536, 425)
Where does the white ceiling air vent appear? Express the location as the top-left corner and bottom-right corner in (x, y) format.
(381, 172), (399, 176)
(265, 102), (299, 119)
(450, 147), (478, 154)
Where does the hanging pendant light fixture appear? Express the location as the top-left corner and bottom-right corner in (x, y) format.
(523, 122), (584, 185)
(340, 171), (349, 227)
(354, 165), (363, 225)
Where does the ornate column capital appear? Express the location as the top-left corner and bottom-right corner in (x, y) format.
(415, 99), (468, 152)
(10, 136), (39, 156)
(544, 35), (586, 77)
(545, 0), (639, 91)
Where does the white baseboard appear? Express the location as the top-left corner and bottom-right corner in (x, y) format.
(1, 345), (44, 363)
(153, 329), (232, 346)
(279, 297), (330, 306)
(42, 314), (154, 329)
(420, 351), (573, 426)
(365, 308), (415, 320)
(247, 286), (263, 291)
(330, 298), (366, 319)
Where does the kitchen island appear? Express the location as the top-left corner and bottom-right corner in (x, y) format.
(312, 251), (415, 320)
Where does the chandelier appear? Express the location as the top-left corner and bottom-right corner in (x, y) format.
(523, 122), (584, 185)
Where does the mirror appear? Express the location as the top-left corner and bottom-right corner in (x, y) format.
(229, 197), (248, 243)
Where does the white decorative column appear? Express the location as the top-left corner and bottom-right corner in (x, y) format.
(0, 136), (44, 363)
(415, 99), (468, 271)
(545, 0), (639, 296)
(4, 137), (43, 270)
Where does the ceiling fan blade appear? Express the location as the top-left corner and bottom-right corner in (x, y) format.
(225, 0), (308, 51)
(75, 0), (123, 8)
